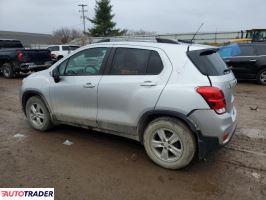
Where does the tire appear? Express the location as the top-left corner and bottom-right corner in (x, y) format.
(257, 68), (266, 85)
(25, 96), (53, 131)
(143, 117), (196, 169)
(2, 63), (15, 79)
(57, 55), (63, 61)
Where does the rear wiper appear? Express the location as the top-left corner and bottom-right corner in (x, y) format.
(224, 66), (232, 74)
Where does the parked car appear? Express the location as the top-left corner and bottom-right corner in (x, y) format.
(21, 41), (237, 169)
(218, 43), (266, 85)
(47, 45), (80, 61)
(0, 39), (52, 78)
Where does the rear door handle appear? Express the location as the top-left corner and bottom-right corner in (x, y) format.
(83, 83), (95, 88)
(140, 81), (157, 87)
(249, 59), (257, 62)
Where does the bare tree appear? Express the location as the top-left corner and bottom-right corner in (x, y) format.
(125, 29), (156, 36)
(53, 28), (83, 44)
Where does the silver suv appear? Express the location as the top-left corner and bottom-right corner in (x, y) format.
(21, 40), (237, 169)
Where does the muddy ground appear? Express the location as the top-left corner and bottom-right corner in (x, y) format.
(0, 77), (265, 200)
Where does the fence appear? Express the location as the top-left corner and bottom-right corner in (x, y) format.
(68, 31), (244, 46)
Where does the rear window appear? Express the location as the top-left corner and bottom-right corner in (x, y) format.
(218, 44), (241, 58)
(188, 49), (228, 76)
(109, 48), (163, 75)
(0, 40), (23, 48)
(48, 46), (59, 51)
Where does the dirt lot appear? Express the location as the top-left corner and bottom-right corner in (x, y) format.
(0, 77), (265, 200)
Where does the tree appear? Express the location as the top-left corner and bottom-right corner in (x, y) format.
(53, 28), (82, 44)
(88, 0), (126, 37)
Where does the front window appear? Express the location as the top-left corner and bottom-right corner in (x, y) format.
(64, 48), (107, 76)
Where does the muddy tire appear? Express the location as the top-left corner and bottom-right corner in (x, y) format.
(26, 96), (53, 131)
(257, 68), (266, 85)
(143, 117), (196, 169)
(2, 63), (15, 79)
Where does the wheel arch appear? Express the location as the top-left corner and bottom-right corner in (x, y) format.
(137, 110), (198, 143)
(22, 90), (52, 115)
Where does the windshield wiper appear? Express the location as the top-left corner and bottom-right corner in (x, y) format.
(224, 66), (232, 74)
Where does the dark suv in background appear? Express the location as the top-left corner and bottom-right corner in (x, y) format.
(218, 43), (266, 85)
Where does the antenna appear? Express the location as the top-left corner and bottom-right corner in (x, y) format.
(191, 23), (204, 43)
(187, 23), (204, 52)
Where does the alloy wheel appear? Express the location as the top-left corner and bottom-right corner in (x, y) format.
(29, 103), (45, 127)
(150, 128), (183, 162)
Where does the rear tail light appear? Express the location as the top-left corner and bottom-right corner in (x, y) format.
(17, 50), (24, 61)
(196, 86), (226, 114)
(51, 54), (56, 59)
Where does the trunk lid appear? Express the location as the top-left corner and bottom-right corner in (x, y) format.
(188, 48), (237, 113)
(208, 73), (237, 113)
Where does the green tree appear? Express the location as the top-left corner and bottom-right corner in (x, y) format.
(88, 0), (126, 36)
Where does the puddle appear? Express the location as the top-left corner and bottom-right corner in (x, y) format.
(238, 128), (266, 139)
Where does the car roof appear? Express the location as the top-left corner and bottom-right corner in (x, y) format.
(0, 39), (20, 41)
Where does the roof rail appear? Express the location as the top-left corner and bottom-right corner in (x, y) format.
(156, 38), (179, 44)
(92, 37), (180, 44)
(178, 39), (193, 44)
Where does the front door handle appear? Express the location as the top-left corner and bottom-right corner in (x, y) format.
(83, 83), (95, 88)
(249, 59), (257, 62)
(140, 81), (157, 87)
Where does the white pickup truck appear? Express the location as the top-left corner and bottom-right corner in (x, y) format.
(47, 45), (80, 61)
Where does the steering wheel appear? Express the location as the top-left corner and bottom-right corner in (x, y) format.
(84, 65), (98, 74)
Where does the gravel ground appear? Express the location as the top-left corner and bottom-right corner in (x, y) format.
(0, 77), (265, 200)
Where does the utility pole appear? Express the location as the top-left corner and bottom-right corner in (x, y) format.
(78, 4), (88, 34)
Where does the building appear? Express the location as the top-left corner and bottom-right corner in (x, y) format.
(0, 30), (56, 48)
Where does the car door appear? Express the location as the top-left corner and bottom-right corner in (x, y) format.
(49, 47), (109, 127)
(225, 45), (257, 79)
(97, 46), (172, 136)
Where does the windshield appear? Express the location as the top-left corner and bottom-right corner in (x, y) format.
(0, 40), (23, 48)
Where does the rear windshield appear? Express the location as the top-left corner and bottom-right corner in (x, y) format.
(188, 49), (228, 76)
(0, 40), (23, 48)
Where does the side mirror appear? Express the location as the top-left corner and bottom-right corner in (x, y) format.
(52, 68), (60, 83)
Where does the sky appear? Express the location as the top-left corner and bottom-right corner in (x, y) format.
(0, 0), (265, 34)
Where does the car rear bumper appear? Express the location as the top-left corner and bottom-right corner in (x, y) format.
(19, 61), (53, 72)
(188, 107), (237, 158)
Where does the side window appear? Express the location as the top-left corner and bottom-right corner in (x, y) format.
(48, 46), (59, 51)
(110, 48), (150, 75)
(256, 45), (266, 55)
(239, 46), (255, 56)
(147, 51), (163, 74)
(218, 44), (240, 58)
(58, 59), (68, 75)
(62, 46), (69, 51)
(64, 48), (107, 76)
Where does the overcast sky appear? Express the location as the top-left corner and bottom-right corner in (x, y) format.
(0, 0), (265, 34)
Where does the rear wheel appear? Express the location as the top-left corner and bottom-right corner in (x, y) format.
(26, 96), (53, 131)
(143, 117), (196, 169)
(2, 63), (15, 79)
(257, 68), (266, 85)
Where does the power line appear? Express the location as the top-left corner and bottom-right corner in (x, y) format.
(78, 4), (88, 34)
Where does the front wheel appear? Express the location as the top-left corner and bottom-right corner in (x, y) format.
(25, 96), (53, 131)
(257, 68), (266, 85)
(143, 117), (196, 169)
